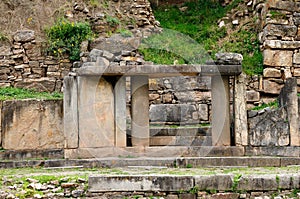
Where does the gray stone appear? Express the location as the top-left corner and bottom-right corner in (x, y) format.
(91, 34), (140, 55)
(210, 193), (239, 199)
(264, 24), (297, 38)
(246, 147), (300, 157)
(237, 175), (279, 191)
(78, 76), (115, 149)
(96, 57), (110, 67)
(195, 175), (233, 191)
(234, 73), (248, 146)
(89, 49), (103, 62)
(88, 176), (194, 192)
(278, 77), (300, 146)
(248, 108), (289, 146)
(13, 30), (35, 42)
(215, 53), (243, 65)
(63, 76), (79, 149)
(102, 50), (115, 61)
(198, 104), (208, 121)
(149, 104), (197, 123)
(264, 40), (300, 49)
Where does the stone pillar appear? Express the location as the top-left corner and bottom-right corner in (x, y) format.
(63, 76), (79, 149)
(114, 76), (127, 147)
(234, 73), (248, 146)
(278, 77), (300, 146)
(78, 76), (115, 148)
(211, 75), (231, 146)
(131, 76), (149, 147)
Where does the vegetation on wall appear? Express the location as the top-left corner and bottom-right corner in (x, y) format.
(45, 18), (94, 61)
(0, 87), (63, 100)
(141, 0), (263, 75)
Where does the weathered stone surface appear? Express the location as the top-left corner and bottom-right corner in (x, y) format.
(15, 78), (56, 92)
(175, 91), (211, 102)
(246, 147), (300, 157)
(88, 176), (194, 192)
(293, 68), (300, 76)
(248, 108), (289, 146)
(91, 34), (140, 55)
(215, 53), (243, 65)
(294, 53), (300, 64)
(149, 104), (197, 122)
(269, 0), (300, 12)
(195, 175), (233, 191)
(263, 68), (281, 78)
(89, 49), (103, 62)
(264, 40), (300, 49)
(234, 73), (248, 146)
(246, 90), (260, 102)
(263, 80), (283, 94)
(78, 76), (115, 148)
(264, 24), (297, 38)
(237, 175), (279, 191)
(198, 104), (208, 121)
(263, 50), (293, 67)
(13, 30), (35, 42)
(278, 77), (299, 146)
(63, 76), (78, 149)
(210, 193), (239, 199)
(2, 99), (63, 150)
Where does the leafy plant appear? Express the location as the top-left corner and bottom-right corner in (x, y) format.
(45, 18), (94, 61)
(0, 32), (9, 42)
(251, 100), (278, 111)
(116, 28), (133, 37)
(232, 174), (242, 191)
(106, 15), (120, 27)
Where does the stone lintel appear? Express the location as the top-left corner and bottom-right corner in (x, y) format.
(77, 64), (242, 77)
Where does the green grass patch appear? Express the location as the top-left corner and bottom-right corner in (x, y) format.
(251, 100), (278, 111)
(0, 87), (63, 101)
(142, 0), (263, 75)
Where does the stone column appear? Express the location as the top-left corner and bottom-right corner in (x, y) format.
(131, 76), (149, 147)
(211, 75), (231, 146)
(234, 73), (248, 146)
(278, 77), (300, 146)
(114, 76), (127, 147)
(63, 76), (79, 149)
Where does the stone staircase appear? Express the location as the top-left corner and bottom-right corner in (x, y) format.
(128, 126), (212, 147)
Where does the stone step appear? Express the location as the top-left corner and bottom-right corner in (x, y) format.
(126, 126), (211, 137)
(1, 156), (300, 168)
(149, 136), (212, 146)
(88, 173), (300, 193)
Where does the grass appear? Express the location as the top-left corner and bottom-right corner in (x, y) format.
(251, 100), (278, 111)
(0, 87), (63, 101)
(141, 0), (263, 75)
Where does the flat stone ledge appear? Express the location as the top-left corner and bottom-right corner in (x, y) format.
(1, 156), (300, 169)
(88, 174), (300, 193)
(77, 64), (242, 77)
(0, 149), (64, 160)
(89, 175), (194, 192)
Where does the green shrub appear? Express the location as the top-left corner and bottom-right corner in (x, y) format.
(45, 18), (94, 61)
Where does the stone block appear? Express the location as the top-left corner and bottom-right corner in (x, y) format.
(15, 78), (56, 92)
(237, 175), (279, 191)
(246, 90), (260, 102)
(2, 99), (64, 150)
(78, 76), (115, 148)
(149, 104), (197, 123)
(63, 76), (79, 149)
(248, 108), (289, 146)
(195, 175), (233, 191)
(245, 147), (300, 157)
(198, 104), (209, 121)
(264, 24), (297, 38)
(210, 193), (239, 199)
(263, 49), (293, 67)
(88, 175), (194, 192)
(264, 40), (300, 49)
(263, 68), (281, 77)
(263, 80), (283, 94)
(293, 68), (300, 76)
(13, 30), (35, 42)
(294, 53), (300, 64)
